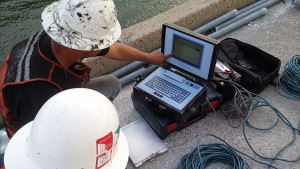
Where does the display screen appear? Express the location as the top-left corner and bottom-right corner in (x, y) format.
(163, 25), (216, 80)
(172, 35), (203, 68)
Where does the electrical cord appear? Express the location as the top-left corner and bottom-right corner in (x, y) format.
(205, 96), (216, 112)
(210, 78), (255, 128)
(228, 80), (299, 168)
(177, 134), (274, 169)
(221, 86), (253, 128)
(178, 80), (300, 169)
(276, 54), (300, 100)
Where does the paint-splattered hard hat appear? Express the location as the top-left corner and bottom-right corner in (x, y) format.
(41, 0), (121, 51)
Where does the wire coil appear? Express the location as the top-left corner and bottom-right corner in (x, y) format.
(220, 84), (253, 128)
(178, 134), (251, 169)
(276, 54), (300, 100)
(178, 80), (300, 169)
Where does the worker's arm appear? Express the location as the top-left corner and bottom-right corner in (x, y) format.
(104, 43), (174, 65)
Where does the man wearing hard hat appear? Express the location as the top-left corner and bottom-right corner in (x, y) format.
(0, 0), (173, 138)
(4, 88), (130, 169)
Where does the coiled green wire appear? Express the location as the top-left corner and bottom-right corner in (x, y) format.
(276, 54), (300, 100)
(178, 80), (300, 169)
(177, 134), (251, 169)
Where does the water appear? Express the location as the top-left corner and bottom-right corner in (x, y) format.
(0, 129), (9, 154)
(0, 0), (188, 64)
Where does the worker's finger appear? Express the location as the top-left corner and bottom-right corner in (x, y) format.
(165, 53), (175, 58)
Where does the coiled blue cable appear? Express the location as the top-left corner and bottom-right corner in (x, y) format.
(177, 134), (251, 169)
(276, 54), (300, 100)
(227, 81), (300, 168)
(178, 80), (300, 169)
(177, 134), (276, 169)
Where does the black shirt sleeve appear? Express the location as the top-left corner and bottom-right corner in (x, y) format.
(3, 81), (60, 125)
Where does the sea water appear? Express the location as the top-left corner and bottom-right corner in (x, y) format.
(0, 0), (187, 63)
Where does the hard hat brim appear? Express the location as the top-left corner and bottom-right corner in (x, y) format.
(41, 1), (122, 51)
(4, 122), (129, 169)
(108, 131), (130, 169)
(4, 122), (37, 169)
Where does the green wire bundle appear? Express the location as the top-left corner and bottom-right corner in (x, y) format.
(277, 54), (300, 100)
(177, 134), (250, 169)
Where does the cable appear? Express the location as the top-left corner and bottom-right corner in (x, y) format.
(227, 80), (300, 168)
(177, 134), (275, 169)
(178, 80), (300, 169)
(218, 80), (254, 128)
(276, 54), (300, 100)
(205, 96), (216, 113)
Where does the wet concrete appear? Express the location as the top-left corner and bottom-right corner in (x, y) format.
(113, 1), (300, 169)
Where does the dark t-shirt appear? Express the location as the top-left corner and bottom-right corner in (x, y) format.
(3, 34), (61, 125)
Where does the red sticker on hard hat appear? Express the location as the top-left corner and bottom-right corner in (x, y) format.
(96, 132), (113, 169)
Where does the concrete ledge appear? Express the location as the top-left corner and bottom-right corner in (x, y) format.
(84, 0), (256, 78)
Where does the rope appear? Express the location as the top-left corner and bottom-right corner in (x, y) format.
(276, 54), (300, 100)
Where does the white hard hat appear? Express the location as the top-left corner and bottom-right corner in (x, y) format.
(41, 0), (121, 51)
(4, 88), (129, 169)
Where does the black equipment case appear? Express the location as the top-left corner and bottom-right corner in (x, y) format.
(132, 86), (223, 139)
(217, 38), (281, 94)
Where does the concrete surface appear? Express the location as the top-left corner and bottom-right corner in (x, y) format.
(84, 0), (256, 78)
(113, 1), (300, 169)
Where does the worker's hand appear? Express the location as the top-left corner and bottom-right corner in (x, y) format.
(147, 50), (174, 65)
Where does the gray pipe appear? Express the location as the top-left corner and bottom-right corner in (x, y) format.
(209, 8), (268, 39)
(293, 0), (300, 6)
(238, 0), (268, 14)
(215, 0), (281, 31)
(120, 65), (158, 87)
(111, 61), (146, 78)
(111, 48), (162, 79)
(194, 9), (238, 34)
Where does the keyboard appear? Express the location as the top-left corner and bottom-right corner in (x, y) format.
(145, 76), (191, 103)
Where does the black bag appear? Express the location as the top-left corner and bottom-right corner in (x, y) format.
(217, 38), (281, 94)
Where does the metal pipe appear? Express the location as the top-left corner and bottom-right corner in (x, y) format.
(120, 65), (158, 87)
(293, 0), (300, 6)
(215, 0), (281, 31)
(111, 61), (146, 78)
(209, 8), (268, 39)
(238, 0), (268, 14)
(194, 9), (238, 34)
(110, 48), (161, 79)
